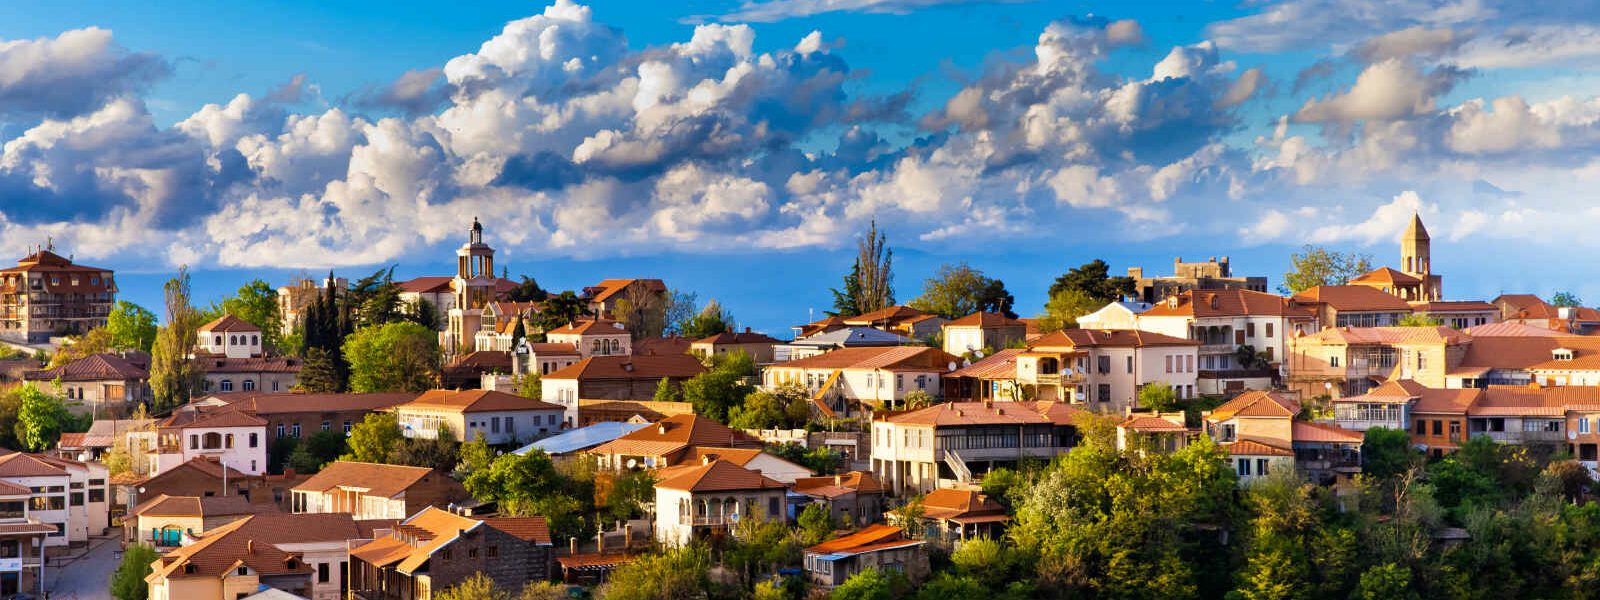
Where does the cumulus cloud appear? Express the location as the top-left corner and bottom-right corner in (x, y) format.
(0, 27), (168, 118)
(711, 0), (995, 23)
(1293, 59), (1465, 123)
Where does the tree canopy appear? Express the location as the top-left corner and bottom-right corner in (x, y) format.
(678, 299), (735, 339)
(1551, 291), (1584, 307)
(106, 300), (158, 353)
(681, 351), (757, 422)
(1280, 245), (1374, 293)
(1035, 287), (1099, 333)
(1048, 259), (1134, 303)
(218, 278), (284, 352)
(830, 220), (894, 317)
(150, 266), (204, 410)
(343, 321), (441, 393)
(909, 262), (1017, 319)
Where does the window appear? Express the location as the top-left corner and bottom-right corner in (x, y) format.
(215, 335), (222, 346)
(492, 418), (500, 434)
(769, 496), (780, 516)
(239, 566), (249, 576)
(1097, 356), (1110, 374)
(70, 492), (83, 506)
(487, 545), (498, 558)
(343, 421), (352, 433)
(1583, 419), (1592, 434)
(1186, 355), (1194, 373)
(272, 381), (279, 392)
(1165, 356), (1173, 373)
(220, 379), (233, 392)
(249, 433), (259, 448)
(203, 432), (223, 449)
(1415, 420), (1426, 435)
(1330, 356), (1340, 368)
(506, 416), (515, 434)
(242, 380), (255, 391)
(291, 424), (301, 438)
(468, 548), (478, 559)
(1257, 458), (1269, 475)
(1247, 323), (1256, 337)
(224, 434), (234, 449)
(1126, 356), (1134, 373)
(1432, 420), (1443, 436)
(189, 434), (199, 450)
(441, 549), (452, 561)
(318, 562), (330, 583)
(1265, 323), (1274, 337)
(1097, 384), (1111, 403)
(252, 335), (259, 345)
(1418, 353), (1427, 370)
(88, 488), (104, 503)
(1237, 459), (1251, 477)
(321, 421), (330, 432)
(276, 424), (285, 438)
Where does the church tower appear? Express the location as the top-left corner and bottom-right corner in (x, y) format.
(447, 218), (497, 355)
(1399, 212), (1442, 301)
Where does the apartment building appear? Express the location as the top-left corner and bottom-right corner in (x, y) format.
(940, 312), (1027, 356)
(763, 346), (960, 419)
(1015, 329), (1199, 412)
(1284, 326), (1469, 397)
(870, 401), (1081, 495)
(0, 453), (109, 549)
(1136, 289), (1318, 395)
(0, 247), (116, 343)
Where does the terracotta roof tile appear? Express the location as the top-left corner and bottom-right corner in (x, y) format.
(771, 346), (960, 371)
(921, 488), (1006, 521)
(792, 471), (885, 499)
(1300, 326), (1470, 346)
(843, 305), (933, 326)
(397, 276), (453, 294)
(133, 494), (268, 518)
(549, 319), (629, 336)
(483, 516), (552, 545)
(399, 390), (564, 413)
(543, 354), (706, 381)
(1140, 289), (1316, 319)
(584, 279), (665, 304)
(1292, 285), (1414, 312)
(23, 353), (146, 382)
(1208, 390), (1299, 421)
(695, 330), (782, 345)
(1028, 328), (1200, 349)
(1467, 322), (1576, 338)
(209, 392), (413, 415)
(1225, 438), (1293, 456)
(885, 401), (1081, 427)
(804, 524), (919, 555)
(946, 349), (1021, 379)
(292, 462), (449, 498)
(0, 453), (68, 478)
(199, 315), (260, 333)
(1291, 421), (1363, 444)
(587, 414), (760, 457)
(1119, 415), (1189, 433)
(148, 513), (367, 581)
(653, 459), (785, 492)
(944, 312), (1025, 328)
(1350, 267), (1422, 285)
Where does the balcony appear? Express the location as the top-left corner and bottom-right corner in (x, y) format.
(1198, 368), (1275, 380)
(1199, 344), (1236, 354)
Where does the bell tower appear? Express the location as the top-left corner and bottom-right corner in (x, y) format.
(447, 218), (498, 355)
(1400, 212), (1430, 277)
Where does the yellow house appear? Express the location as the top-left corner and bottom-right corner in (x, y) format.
(146, 512), (384, 600)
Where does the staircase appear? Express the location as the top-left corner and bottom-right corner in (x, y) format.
(943, 450), (972, 485)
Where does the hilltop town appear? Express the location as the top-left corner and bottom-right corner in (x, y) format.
(0, 213), (1596, 600)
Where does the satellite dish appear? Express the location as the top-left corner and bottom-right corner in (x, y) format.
(626, 458), (638, 469)
(947, 361), (957, 372)
(1570, 430), (1579, 440)
(973, 350), (985, 359)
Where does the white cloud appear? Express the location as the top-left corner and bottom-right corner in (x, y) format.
(1293, 59), (1457, 123)
(713, 0), (989, 23)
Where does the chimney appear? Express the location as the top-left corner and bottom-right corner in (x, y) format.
(658, 424), (668, 435)
(624, 523), (632, 548)
(597, 528), (605, 553)
(246, 540), (254, 554)
(570, 537), (577, 555)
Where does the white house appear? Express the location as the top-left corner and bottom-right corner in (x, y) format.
(150, 409), (269, 476)
(762, 347), (962, 418)
(1016, 329), (1200, 413)
(546, 319), (632, 358)
(1136, 289), (1318, 395)
(1076, 301), (1153, 330)
(654, 459), (788, 546)
(392, 389), (566, 445)
(0, 453), (110, 549)
(940, 312), (1026, 356)
(196, 315), (262, 359)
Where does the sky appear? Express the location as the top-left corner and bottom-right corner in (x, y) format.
(4, 0), (1600, 335)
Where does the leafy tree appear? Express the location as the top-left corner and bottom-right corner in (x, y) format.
(1279, 245), (1374, 294)
(465, 450), (563, 517)
(297, 347), (343, 393)
(105, 440), (134, 478)
(681, 352), (755, 422)
(599, 544), (714, 600)
(663, 289), (698, 337)
(150, 266), (204, 410)
(516, 581), (566, 600)
(15, 384), (69, 452)
(1361, 427), (1419, 481)
(406, 297), (441, 331)
(729, 383), (811, 430)
(1551, 291), (1584, 307)
(951, 537), (1026, 592)
(106, 300), (159, 353)
(1137, 383), (1179, 412)
(679, 299), (734, 339)
(527, 291), (588, 340)
(1035, 287), (1099, 333)
(1353, 563), (1417, 600)
(436, 572), (507, 600)
(829, 219), (894, 317)
(652, 377), (681, 403)
(514, 373), (542, 400)
(604, 470), (656, 524)
(725, 510), (802, 586)
(390, 429), (460, 472)
(342, 412), (404, 463)
(832, 566), (910, 600)
(289, 429), (349, 474)
(219, 279), (284, 352)
(902, 390), (935, 410)
(110, 543), (160, 600)
(48, 327), (114, 368)
(909, 262), (1018, 319)
(798, 502), (836, 545)
(768, 442), (842, 475)
(507, 276), (549, 303)
(1234, 345), (1272, 370)
(1048, 259), (1134, 303)
(614, 284), (670, 339)
(343, 321), (441, 392)
(459, 431), (495, 476)
(915, 573), (986, 600)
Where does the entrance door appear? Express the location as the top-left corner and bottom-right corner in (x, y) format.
(1, 570), (18, 595)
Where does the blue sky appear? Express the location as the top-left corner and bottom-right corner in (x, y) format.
(4, 0), (1600, 335)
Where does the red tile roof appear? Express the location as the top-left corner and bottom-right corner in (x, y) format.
(199, 314), (260, 333)
(195, 355), (301, 374)
(921, 488), (1006, 521)
(584, 279), (667, 304)
(771, 346), (960, 371)
(1140, 289), (1315, 319)
(843, 305), (933, 326)
(292, 461), (447, 499)
(159, 408), (268, 430)
(0, 453), (67, 478)
(1291, 421), (1363, 444)
(587, 414), (760, 457)
(543, 354), (707, 381)
(133, 494), (268, 518)
(23, 353), (147, 382)
(944, 312), (1025, 328)
(210, 392), (413, 415)
(1029, 328), (1200, 349)
(1468, 322), (1576, 338)
(946, 349), (1021, 379)
(804, 524), (921, 556)
(695, 330), (782, 345)
(1119, 415), (1189, 433)
(1224, 438), (1293, 456)
(1299, 326), (1470, 346)
(148, 513), (368, 581)
(549, 319), (629, 336)
(654, 459), (786, 493)
(397, 276), (454, 294)
(1409, 300), (1497, 313)
(791, 471), (885, 499)
(1350, 267), (1422, 285)
(1208, 390), (1300, 421)
(398, 390), (564, 413)
(1292, 285), (1414, 312)
(884, 401), (1081, 427)
(1410, 388), (1482, 415)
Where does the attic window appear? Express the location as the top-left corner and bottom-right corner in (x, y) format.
(237, 566), (248, 576)
(184, 564), (197, 574)
(1554, 348), (1575, 361)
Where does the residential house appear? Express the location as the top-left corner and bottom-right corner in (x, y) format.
(870, 401), (1081, 495)
(397, 277), (456, 330)
(473, 301), (538, 352)
(186, 391), (412, 449)
(764, 346), (960, 420)
(149, 408), (269, 476)
(276, 276), (346, 336)
(541, 354), (707, 428)
(196, 354), (301, 395)
(1495, 294), (1600, 334)
(1331, 379), (1429, 432)
(677, 447), (812, 484)
(1075, 301), (1153, 330)
(440, 351), (513, 389)
(144, 512), (388, 600)
(1291, 285), (1414, 330)
(0, 480), (58, 596)
(22, 351), (150, 412)
(1136, 289), (1319, 395)
(1115, 412), (1190, 454)
(941, 312), (1027, 356)
(198, 315), (265, 359)
(546, 319), (632, 358)
(1126, 256), (1268, 303)
(634, 335), (693, 357)
(691, 329), (781, 364)
(131, 494), (271, 548)
(1016, 329), (1200, 412)
(0, 246), (116, 343)
(0, 453), (110, 549)
(392, 390), (565, 445)
(511, 340), (582, 378)
(654, 459), (788, 546)
(576, 399), (696, 427)
(913, 487), (1008, 543)
(842, 306), (945, 340)
(586, 414), (763, 471)
(1203, 390), (1364, 485)
(64, 418), (156, 464)
(802, 524), (927, 589)
(348, 506), (553, 600)
(792, 471), (888, 525)
(291, 462), (468, 520)
(1284, 326), (1469, 397)
(943, 348), (1025, 402)
(583, 278), (667, 320)
(1409, 300), (1498, 330)
(776, 327), (914, 362)
(1411, 384), (1479, 456)
(118, 457), (302, 522)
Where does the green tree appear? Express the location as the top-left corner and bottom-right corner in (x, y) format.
(679, 299), (734, 339)
(798, 502), (836, 545)
(48, 327), (114, 368)
(527, 291), (588, 340)
(1551, 291), (1583, 307)
(1352, 563), (1417, 600)
(106, 300), (159, 353)
(436, 572), (507, 600)
(599, 544), (713, 600)
(604, 470), (656, 524)
(342, 412), (404, 463)
(915, 573), (986, 600)
(1279, 245), (1374, 294)
(652, 377), (681, 403)
(1047, 259), (1135, 303)
(289, 429), (348, 474)
(613, 284), (670, 340)
(298, 347), (343, 393)
(1396, 313), (1443, 327)
(829, 219), (894, 317)
(514, 373), (542, 400)
(1138, 383), (1179, 412)
(15, 384), (69, 452)
(390, 429), (460, 472)
(831, 566), (909, 600)
(951, 537), (1025, 592)
(459, 431), (495, 476)
(150, 267), (204, 410)
(1361, 427), (1419, 481)
(1035, 287), (1099, 333)
(465, 450), (563, 517)
(219, 279), (284, 352)
(343, 321), (441, 392)
(110, 543), (160, 600)
(506, 276), (548, 303)
(909, 262), (1017, 319)
(681, 352), (755, 422)
(729, 383), (811, 430)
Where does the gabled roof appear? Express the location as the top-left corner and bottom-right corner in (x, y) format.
(147, 513), (370, 581)
(634, 336), (693, 357)
(206, 392), (413, 415)
(921, 488), (1006, 521)
(519, 342), (582, 356)
(804, 524), (921, 557)
(23, 353), (147, 382)
(884, 401), (1081, 427)
(1119, 415), (1189, 433)
(1292, 285), (1414, 312)
(584, 279), (666, 304)
(1224, 438), (1293, 457)
(292, 462), (447, 499)
(132, 494), (267, 518)
(159, 407), (268, 430)
(1208, 390), (1299, 421)
(542, 354), (707, 381)
(843, 305), (933, 326)
(134, 457), (254, 488)
(944, 312), (1025, 328)
(1474, 385), (1600, 417)
(199, 314), (260, 333)
(1457, 336), (1600, 371)
(587, 414), (759, 457)
(195, 355), (301, 374)
(946, 348), (1022, 380)
(771, 346), (959, 372)
(397, 276), (454, 294)
(0, 453), (68, 478)
(397, 390), (564, 414)
(695, 330), (782, 345)
(548, 319), (628, 336)
(653, 459), (785, 493)
(1350, 267), (1422, 286)
(1335, 379), (1428, 405)
(1467, 322), (1575, 338)
(792, 471), (886, 499)
(791, 327), (913, 348)
(1298, 326), (1470, 346)
(1411, 388), (1482, 415)
(1291, 421), (1363, 444)
(1028, 328), (1200, 349)
(1140, 289), (1315, 319)
(1410, 300), (1497, 313)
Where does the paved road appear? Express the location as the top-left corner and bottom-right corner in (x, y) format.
(42, 537), (117, 600)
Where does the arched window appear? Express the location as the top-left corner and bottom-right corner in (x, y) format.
(220, 379), (233, 392)
(215, 335), (222, 346)
(202, 432), (223, 450)
(592, 340), (602, 354)
(243, 380), (256, 391)
(251, 335), (258, 345)
(230, 335), (238, 345)
(224, 434), (234, 449)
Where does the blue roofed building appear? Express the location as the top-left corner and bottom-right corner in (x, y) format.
(513, 421), (650, 459)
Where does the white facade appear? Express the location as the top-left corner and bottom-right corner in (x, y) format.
(540, 379), (582, 428)
(394, 405), (565, 445)
(763, 367), (946, 405)
(942, 327), (989, 355)
(0, 460), (109, 549)
(196, 329), (261, 359)
(1077, 302), (1150, 330)
(653, 486), (787, 547)
(740, 454), (813, 484)
(275, 540), (355, 600)
(152, 426), (268, 476)
(547, 328), (631, 358)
